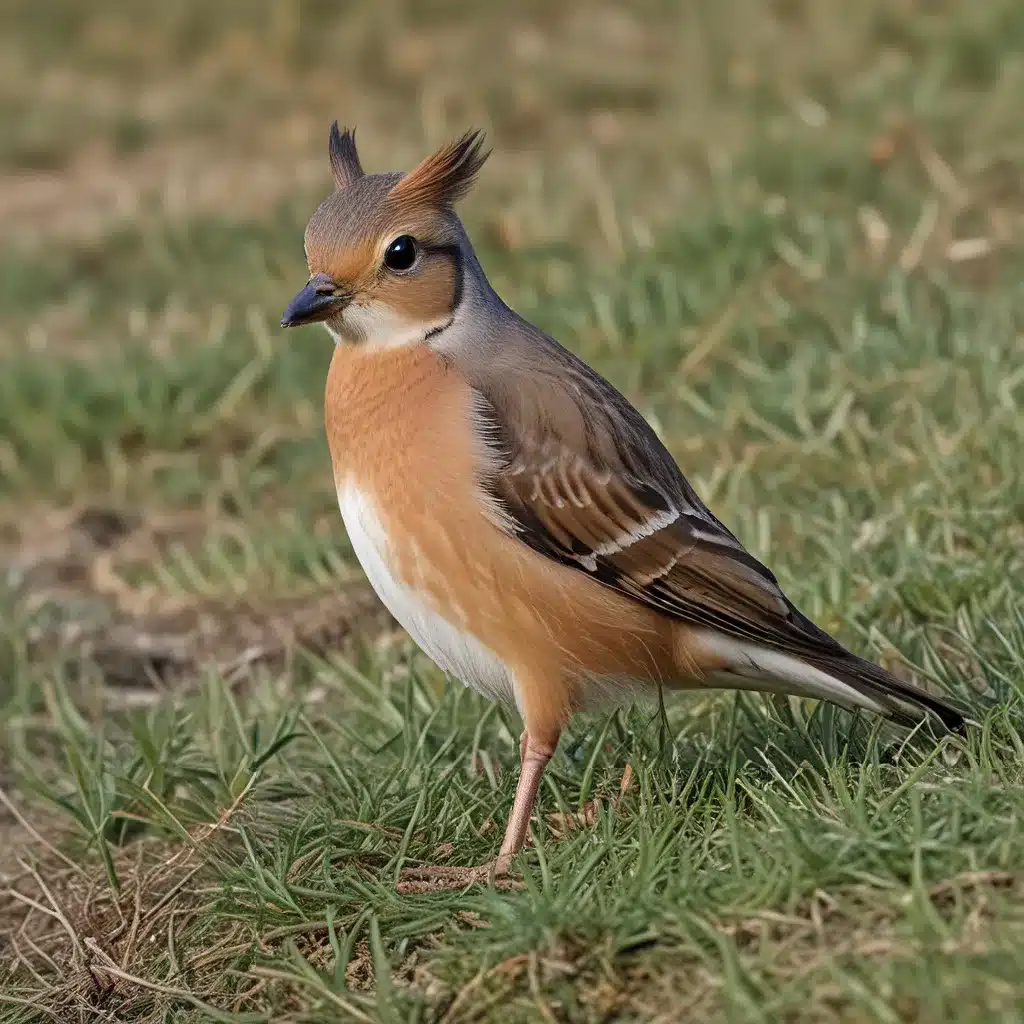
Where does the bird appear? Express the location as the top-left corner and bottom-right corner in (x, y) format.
(281, 124), (964, 888)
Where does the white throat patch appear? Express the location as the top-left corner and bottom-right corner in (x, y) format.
(329, 301), (450, 350)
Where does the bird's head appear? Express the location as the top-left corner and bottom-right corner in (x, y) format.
(281, 124), (489, 347)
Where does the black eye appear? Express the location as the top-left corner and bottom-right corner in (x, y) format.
(383, 235), (417, 272)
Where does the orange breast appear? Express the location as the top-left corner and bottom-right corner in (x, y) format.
(324, 342), (683, 741)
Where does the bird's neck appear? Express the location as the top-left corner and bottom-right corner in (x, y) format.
(422, 243), (516, 355)
(323, 342), (442, 468)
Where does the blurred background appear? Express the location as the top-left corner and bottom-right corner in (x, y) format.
(2, 0), (1019, 636)
(1, 1), (1023, 1019)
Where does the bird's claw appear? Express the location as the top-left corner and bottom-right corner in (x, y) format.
(396, 855), (523, 893)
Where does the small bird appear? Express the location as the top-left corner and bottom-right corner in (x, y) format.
(282, 125), (963, 887)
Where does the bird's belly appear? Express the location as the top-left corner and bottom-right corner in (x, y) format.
(336, 481), (517, 708)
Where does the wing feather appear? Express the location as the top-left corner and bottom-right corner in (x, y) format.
(457, 324), (962, 731)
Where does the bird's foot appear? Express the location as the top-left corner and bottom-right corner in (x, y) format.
(396, 855), (523, 893)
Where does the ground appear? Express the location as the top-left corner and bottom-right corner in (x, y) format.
(1, 0), (1023, 1021)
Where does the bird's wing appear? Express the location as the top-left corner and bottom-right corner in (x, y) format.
(470, 340), (808, 653)
(460, 324), (963, 732)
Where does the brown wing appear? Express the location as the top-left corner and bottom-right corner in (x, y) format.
(467, 338), (808, 653)
(452, 298), (962, 732)
(491, 434), (804, 648)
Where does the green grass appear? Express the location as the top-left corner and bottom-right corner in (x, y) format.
(2, 0), (1024, 1020)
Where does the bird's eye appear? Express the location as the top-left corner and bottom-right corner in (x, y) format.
(383, 235), (417, 272)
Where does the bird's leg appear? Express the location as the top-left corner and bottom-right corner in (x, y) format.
(396, 732), (556, 893)
(495, 734), (553, 865)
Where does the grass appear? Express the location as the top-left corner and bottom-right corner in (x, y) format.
(1, 0), (1023, 1020)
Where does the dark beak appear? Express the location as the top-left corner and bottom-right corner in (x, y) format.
(281, 275), (345, 328)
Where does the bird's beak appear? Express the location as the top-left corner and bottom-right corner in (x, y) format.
(281, 274), (347, 328)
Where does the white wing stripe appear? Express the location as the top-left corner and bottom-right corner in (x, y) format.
(589, 507), (679, 556)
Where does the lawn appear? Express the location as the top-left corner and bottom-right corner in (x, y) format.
(1, 1), (1023, 1020)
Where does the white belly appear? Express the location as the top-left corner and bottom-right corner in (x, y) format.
(337, 482), (517, 707)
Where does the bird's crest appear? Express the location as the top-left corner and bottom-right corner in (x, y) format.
(389, 130), (490, 209)
(329, 122), (365, 189)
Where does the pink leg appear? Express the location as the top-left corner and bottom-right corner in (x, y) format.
(397, 731), (556, 893)
(496, 734), (554, 863)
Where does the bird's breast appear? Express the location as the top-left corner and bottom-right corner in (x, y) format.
(325, 342), (518, 706)
(336, 479), (517, 707)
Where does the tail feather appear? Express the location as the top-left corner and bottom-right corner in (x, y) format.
(695, 630), (964, 733)
(805, 648), (964, 733)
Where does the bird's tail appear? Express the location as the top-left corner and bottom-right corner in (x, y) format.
(695, 630), (964, 733)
